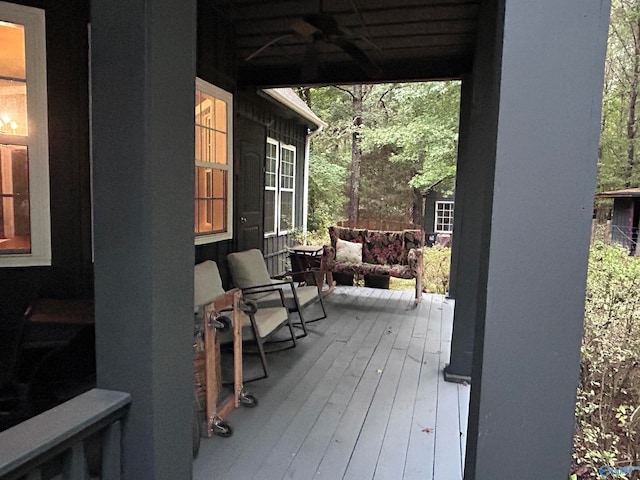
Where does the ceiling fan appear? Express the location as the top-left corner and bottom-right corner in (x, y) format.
(245, 2), (382, 80)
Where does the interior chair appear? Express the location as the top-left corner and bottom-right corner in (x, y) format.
(227, 249), (328, 338)
(194, 260), (296, 380)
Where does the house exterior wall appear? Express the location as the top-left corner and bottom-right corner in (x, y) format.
(0, 0), (92, 327)
(423, 190), (455, 244)
(0, 0), (314, 305)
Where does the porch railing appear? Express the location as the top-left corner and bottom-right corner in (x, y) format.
(0, 388), (131, 480)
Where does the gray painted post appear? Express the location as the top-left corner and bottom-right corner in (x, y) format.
(445, 76), (471, 302)
(91, 1), (196, 479)
(464, 1), (610, 479)
(444, 76), (477, 383)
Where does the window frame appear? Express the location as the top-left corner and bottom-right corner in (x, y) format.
(434, 200), (454, 233)
(194, 78), (233, 245)
(264, 137), (296, 238)
(0, 2), (50, 267)
(277, 143), (296, 235)
(264, 137), (279, 237)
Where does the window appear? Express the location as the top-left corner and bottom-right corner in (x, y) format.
(194, 78), (232, 244)
(435, 201), (454, 233)
(264, 138), (278, 235)
(0, 3), (50, 266)
(264, 138), (296, 236)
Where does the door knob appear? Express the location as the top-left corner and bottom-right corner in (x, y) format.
(240, 217), (247, 223)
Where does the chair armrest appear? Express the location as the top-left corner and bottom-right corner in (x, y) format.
(240, 284), (288, 307)
(279, 268), (322, 284)
(407, 248), (423, 278)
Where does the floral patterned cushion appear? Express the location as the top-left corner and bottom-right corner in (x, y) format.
(331, 262), (414, 279)
(362, 230), (403, 265)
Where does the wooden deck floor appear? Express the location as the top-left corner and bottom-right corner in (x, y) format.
(193, 286), (469, 480)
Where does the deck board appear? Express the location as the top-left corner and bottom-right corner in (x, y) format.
(193, 287), (468, 480)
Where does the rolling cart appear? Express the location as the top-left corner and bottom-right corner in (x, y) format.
(194, 289), (256, 440)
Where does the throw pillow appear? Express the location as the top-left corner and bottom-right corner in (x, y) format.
(336, 238), (363, 264)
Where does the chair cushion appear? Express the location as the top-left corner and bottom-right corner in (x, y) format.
(218, 307), (289, 343)
(252, 307), (289, 338)
(227, 249), (273, 299)
(194, 260), (225, 307)
(335, 238), (362, 264)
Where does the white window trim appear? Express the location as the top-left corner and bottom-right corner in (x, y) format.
(278, 143), (296, 236)
(194, 78), (233, 245)
(264, 137), (278, 237)
(434, 200), (454, 234)
(0, 2), (50, 267)
(264, 138), (296, 238)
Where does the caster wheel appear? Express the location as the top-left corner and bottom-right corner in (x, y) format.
(216, 315), (231, 332)
(240, 394), (258, 408)
(212, 421), (233, 437)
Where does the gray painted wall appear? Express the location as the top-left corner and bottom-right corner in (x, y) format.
(464, 1), (610, 479)
(91, 0), (196, 478)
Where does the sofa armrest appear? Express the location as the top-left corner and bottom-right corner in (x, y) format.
(408, 247), (423, 278)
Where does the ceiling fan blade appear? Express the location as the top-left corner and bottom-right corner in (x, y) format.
(244, 34), (292, 61)
(290, 18), (320, 38)
(333, 36), (382, 78)
(302, 13), (343, 37)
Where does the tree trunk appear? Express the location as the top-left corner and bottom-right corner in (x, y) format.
(297, 87), (312, 107)
(347, 85), (363, 226)
(411, 187), (424, 227)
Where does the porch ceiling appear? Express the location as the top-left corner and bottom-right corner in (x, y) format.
(209, 0), (479, 87)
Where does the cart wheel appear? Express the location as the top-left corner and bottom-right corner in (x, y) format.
(216, 315), (231, 332)
(240, 393), (258, 408)
(212, 420), (233, 437)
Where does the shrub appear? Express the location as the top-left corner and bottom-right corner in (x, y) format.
(573, 241), (640, 478)
(389, 245), (451, 294)
(422, 244), (451, 294)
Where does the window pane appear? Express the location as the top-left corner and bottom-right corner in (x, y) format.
(0, 21), (25, 79)
(0, 21), (27, 136)
(280, 147), (295, 191)
(266, 142), (277, 188)
(0, 144), (30, 253)
(215, 99), (226, 132)
(280, 191), (293, 232)
(215, 131), (226, 165)
(195, 125), (202, 162)
(195, 92), (215, 164)
(264, 190), (275, 234)
(195, 166), (227, 235)
(212, 199), (225, 232)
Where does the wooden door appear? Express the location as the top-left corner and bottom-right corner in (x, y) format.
(235, 116), (266, 252)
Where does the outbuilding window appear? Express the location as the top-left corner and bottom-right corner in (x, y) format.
(435, 201), (454, 233)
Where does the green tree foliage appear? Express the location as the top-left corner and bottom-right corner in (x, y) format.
(359, 82), (461, 193)
(304, 82), (461, 229)
(599, 0), (640, 191)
